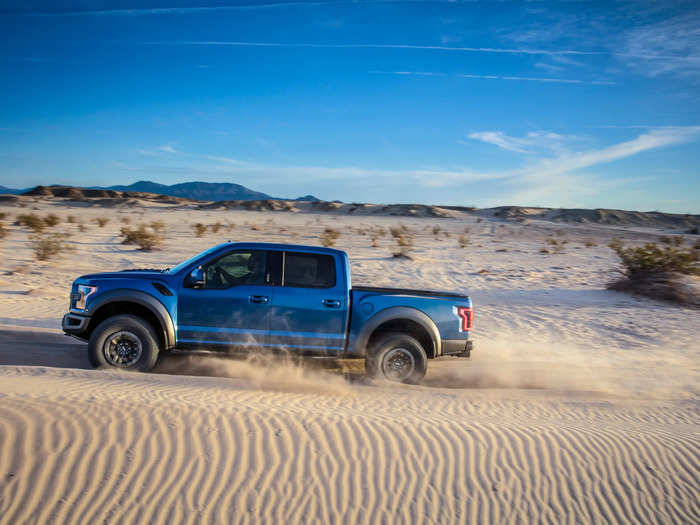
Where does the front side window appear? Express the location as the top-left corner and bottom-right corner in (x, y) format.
(284, 252), (336, 288)
(201, 250), (267, 289)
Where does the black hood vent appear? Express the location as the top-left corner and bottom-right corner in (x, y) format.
(151, 282), (173, 296)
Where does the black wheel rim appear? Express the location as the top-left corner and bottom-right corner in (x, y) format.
(103, 330), (143, 368)
(381, 348), (416, 381)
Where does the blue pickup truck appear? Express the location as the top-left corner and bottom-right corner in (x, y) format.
(62, 242), (474, 383)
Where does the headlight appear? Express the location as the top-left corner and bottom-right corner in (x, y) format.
(73, 285), (97, 311)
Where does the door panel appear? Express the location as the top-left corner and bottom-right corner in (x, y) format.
(177, 250), (271, 348)
(268, 252), (347, 352)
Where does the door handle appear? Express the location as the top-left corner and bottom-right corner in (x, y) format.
(249, 295), (269, 304)
(322, 299), (341, 308)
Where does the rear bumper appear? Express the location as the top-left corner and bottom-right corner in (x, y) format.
(442, 339), (473, 358)
(62, 312), (90, 335)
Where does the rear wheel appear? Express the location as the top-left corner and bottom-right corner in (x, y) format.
(88, 315), (160, 371)
(365, 333), (427, 384)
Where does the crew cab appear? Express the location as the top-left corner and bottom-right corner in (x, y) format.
(62, 243), (474, 383)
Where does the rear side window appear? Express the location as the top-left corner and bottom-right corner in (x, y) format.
(284, 252), (336, 288)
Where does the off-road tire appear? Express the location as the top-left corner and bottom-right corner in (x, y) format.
(365, 333), (428, 384)
(88, 314), (160, 371)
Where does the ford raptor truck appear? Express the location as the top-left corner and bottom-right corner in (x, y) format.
(62, 243), (474, 383)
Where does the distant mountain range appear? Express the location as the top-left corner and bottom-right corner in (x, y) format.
(0, 180), (320, 202)
(0, 185), (24, 195)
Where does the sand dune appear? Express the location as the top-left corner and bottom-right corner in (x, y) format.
(1, 365), (698, 525)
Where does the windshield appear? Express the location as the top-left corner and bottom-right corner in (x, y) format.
(167, 244), (229, 275)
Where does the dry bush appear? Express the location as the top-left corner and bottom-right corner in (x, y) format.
(66, 215), (76, 223)
(392, 228), (414, 259)
(495, 248), (508, 253)
(458, 234), (470, 248)
(432, 226), (441, 236)
(43, 214), (60, 227)
(0, 212), (7, 220)
(251, 224), (260, 231)
(607, 237), (699, 306)
(120, 217), (130, 224)
(210, 222), (223, 234)
(120, 225), (161, 251)
(150, 220), (165, 233)
(225, 221), (235, 232)
(95, 217), (109, 228)
(15, 213), (45, 232)
(544, 237), (567, 254)
(32, 232), (72, 261)
(609, 237), (698, 277)
(0, 222), (7, 240)
(584, 240), (597, 247)
(78, 224), (87, 232)
(321, 227), (341, 247)
(192, 223), (207, 237)
(476, 218), (483, 223)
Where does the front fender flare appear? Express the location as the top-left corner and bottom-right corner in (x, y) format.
(88, 289), (176, 349)
(352, 306), (441, 357)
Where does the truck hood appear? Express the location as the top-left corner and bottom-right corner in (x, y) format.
(78, 269), (167, 281)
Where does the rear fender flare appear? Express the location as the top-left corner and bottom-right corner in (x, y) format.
(354, 306), (441, 357)
(88, 290), (176, 349)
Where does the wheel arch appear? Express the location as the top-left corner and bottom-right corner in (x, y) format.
(86, 290), (175, 349)
(356, 307), (441, 359)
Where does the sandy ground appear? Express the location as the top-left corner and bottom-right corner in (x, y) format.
(0, 200), (698, 524)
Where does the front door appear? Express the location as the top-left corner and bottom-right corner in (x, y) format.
(177, 249), (271, 349)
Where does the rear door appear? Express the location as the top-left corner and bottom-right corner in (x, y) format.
(177, 249), (272, 349)
(268, 251), (347, 353)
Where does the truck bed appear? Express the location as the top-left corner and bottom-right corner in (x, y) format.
(352, 285), (468, 300)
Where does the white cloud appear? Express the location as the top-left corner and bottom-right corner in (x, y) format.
(467, 131), (576, 154)
(619, 10), (700, 79)
(159, 145), (177, 153)
(370, 70), (614, 85)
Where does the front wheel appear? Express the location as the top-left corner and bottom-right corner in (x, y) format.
(88, 315), (160, 371)
(365, 333), (427, 384)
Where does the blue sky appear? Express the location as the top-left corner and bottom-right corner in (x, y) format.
(1, 1), (699, 212)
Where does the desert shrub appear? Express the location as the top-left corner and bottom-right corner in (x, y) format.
(225, 221), (235, 232)
(584, 240), (597, 247)
(15, 213), (45, 232)
(687, 226), (699, 235)
(476, 218), (483, 223)
(432, 226), (441, 236)
(150, 220), (165, 233)
(458, 234), (470, 248)
(0, 212), (7, 220)
(392, 228), (414, 259)
(0, 222), (7, 240)
(321, 227), (341, 247)
(120, 225), (161, 251)
(121, 217), (131, 224)
(43, 214), (60, 227)
(32, 232), (72, 261)
(608, 238), (698, 278)
(192, 223), (207, 237)
(210, 222), (223, 234)
(607, 238), (699, 305)
(78, 224), (87, 232)
(95, 217), (109, 228)
(251, 224), (260, 231)
(544, 237), (567, 254)
(67, 215), (76, 223)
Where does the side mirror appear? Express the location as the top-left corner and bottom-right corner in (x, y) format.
(188, 267), (205, 288)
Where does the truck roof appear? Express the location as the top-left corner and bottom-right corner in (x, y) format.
(218, 241), (348, 257)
